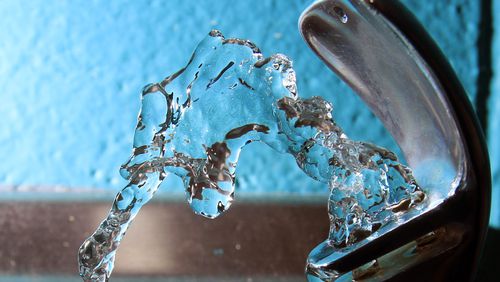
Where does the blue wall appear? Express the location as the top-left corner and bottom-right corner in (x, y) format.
(490, 0), (500, 228)
(0, 1), (496, 226)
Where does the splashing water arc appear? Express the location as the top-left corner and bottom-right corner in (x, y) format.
(78, 30), (426, 282)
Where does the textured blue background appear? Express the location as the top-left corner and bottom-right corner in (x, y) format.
(0, 1), (497, 227)
(489, 0), (500, 229)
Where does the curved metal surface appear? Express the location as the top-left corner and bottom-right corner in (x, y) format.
(299, 0), (491, 281)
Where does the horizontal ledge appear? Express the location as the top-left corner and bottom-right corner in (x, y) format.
(0, 276), (305, 282)
(0, 185), (328, 204)
(0, 201), (329, 278)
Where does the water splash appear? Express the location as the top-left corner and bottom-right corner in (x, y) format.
(78, 30), (425, 281)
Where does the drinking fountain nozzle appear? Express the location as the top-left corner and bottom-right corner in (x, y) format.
(299, 0), (491, 281)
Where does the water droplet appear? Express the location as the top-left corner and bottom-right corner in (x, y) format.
(212, 248), (224, 256)
(333, 6), (349, 23)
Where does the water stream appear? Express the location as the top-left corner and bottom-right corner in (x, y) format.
(78, 30), (425, 282)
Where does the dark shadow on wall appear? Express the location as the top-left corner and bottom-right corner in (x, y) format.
(475, 1), (496, 280)
(475, 0), (493, 133)
(476, 228), (500, 281)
